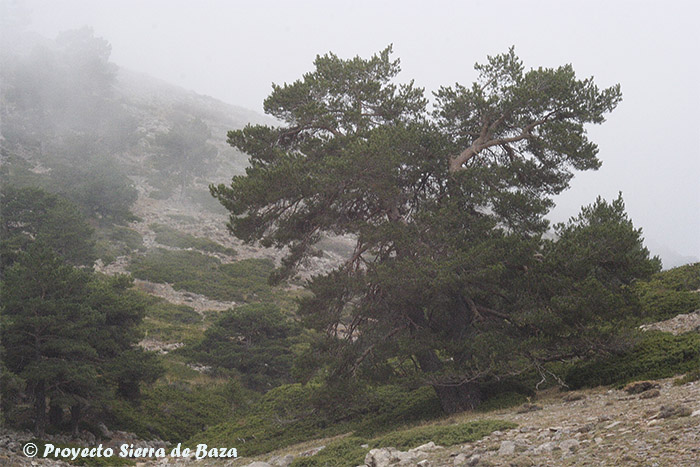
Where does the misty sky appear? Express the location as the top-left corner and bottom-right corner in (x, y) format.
(5, 0), (700, 266)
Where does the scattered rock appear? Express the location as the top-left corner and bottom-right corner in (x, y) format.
(639, 309), (700, 335)
(97, 422), (112, 439)
(365, 447), (418, 467)
(268, 454), (295, 466)
(299, 446), (325, 457)
(509, 456), (534, 467)
(244, 462), (273, 467)
(498, 441), (517, 456)
(559, 439), (580, 452)
(409, 441), (442, 453)
(533, 441), (558, 454)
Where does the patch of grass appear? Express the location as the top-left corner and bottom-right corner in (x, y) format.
(290, 419), (516, 467)
(149, 223), (236, 256)
(477, 391), (529, 412)
(166, 214), (198, 224)
(159, 354), (207, 381)
(352, 386), (443, 437)
(95, 225), (145, 264)
(375, 419), (517, 449)
(188, 384), (449, 458)
(128, 248), (274, 302)
(290, 437), (369, 467)
(145, 297), (201, 325)
(566, 331), (700, 389)
(135, 292), (205, 344)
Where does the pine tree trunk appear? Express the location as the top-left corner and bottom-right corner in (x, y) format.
(70, 404), (82, 437)
(415, 349), (483, 414)
(33, 382), (46, 436)
(48, 400), (63, 428)
(432, 383), (483, 414)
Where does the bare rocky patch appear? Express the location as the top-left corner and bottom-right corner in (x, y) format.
(640, 309), (700, 335)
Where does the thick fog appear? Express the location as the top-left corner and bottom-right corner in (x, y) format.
(3, 0), (699, 267)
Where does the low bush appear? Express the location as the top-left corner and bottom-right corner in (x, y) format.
(95, 225), (144, 264)
(375, 419), (517, 449)
(108, 382), (232, 443)
(188, 383), (445, 457)
(149, 223), (235, 256)
(128, 248), (274, 302)
(290, 437), (368, 467)
(180, 303), (300, 392)
(476, 391), (529, 412)
(290, 419), (517, 467)
(565, 331), (700, 389)
(632, 262), (700, 322)
(673, 368), (700, 386)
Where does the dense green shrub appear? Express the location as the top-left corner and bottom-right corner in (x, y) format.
(95, 225), (145, 263)
(674, 368), (700, 386)
(128, 248), (274, 302)
(565, 331), (700, 389)
(181, 303), (299, 391)
(1, 186), (96, 270)
(632, 262), (700, 322)
(149, 223), (236, 255)
(188, 383), (444, 457)
(654, 263), (700, 290)
(108, 383), (232, 443)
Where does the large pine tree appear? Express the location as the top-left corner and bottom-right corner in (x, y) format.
(212, 47), (657, 413)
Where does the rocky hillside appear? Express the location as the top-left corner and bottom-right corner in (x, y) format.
(3, 29), (698, 467)
(2, 371), (698, 466)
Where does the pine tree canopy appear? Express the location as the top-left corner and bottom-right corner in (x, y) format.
(211, 47), (655, 413)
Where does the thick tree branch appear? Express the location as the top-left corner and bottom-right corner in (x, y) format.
(350, 324), (407, 376)
(448, 114), (553, 173)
